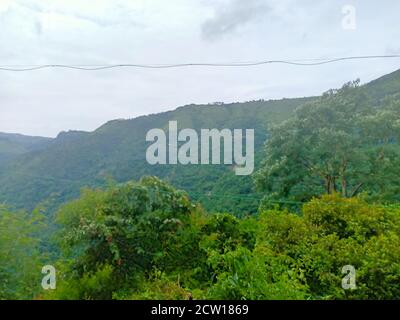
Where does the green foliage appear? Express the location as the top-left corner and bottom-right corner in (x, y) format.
(0, 206), (46, 299)
(256, 195), (400, 299)
(46, 176), (201, 299)
(255, 81), (400, 205)
(38, 181), (400, 300)
(1, 70), (400, 300)
(126, 270), (192, 300)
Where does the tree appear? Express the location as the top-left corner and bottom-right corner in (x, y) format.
(48, 176), (202, 299)
(42, 178), (400, 300)
(0, 206), (45, 299)
(255, 81), (400, 204)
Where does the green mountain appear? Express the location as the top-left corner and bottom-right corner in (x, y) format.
(0, 98), (313, 214)
(0, 69), (399, 214)
(363, 68), (400, 102)
(0, 133), (52, 166)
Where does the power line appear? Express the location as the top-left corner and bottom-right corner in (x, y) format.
(1, 55), (400, 71)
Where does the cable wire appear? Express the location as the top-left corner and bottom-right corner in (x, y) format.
(1, 55), (400, 71)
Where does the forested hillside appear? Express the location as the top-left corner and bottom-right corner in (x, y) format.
(0, 97), (315, 215)
(1, 69), (400, 300)
(0, 69), (399, 216)
(0, 133), (52, 166)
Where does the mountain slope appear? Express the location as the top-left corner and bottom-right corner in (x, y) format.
(363, 68), (400, 101)
(0, 97), (314, 214)
(0, 68), (399, 214)
(0, 133), (52, 166)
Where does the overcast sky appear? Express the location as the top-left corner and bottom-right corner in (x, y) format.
(1, 0), (400, 137)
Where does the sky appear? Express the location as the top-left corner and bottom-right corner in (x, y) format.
(0, 0), (400, 137)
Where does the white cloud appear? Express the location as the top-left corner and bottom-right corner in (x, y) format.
(201, 0), (270, 40)
(0, 0), (399, 137)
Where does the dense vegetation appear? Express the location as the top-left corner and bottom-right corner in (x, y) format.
(1, 70), (400, 216)
(0, 96), (317, 215)
(0, 69), (400, 299)
(0, 206), (45, 299)
(255, 80), (400, 206)
(1, 177), (399, 300)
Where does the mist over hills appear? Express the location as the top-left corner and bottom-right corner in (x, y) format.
(0, 68), (399, 214)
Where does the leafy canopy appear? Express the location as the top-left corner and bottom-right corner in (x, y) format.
(255, 81), (400, 205)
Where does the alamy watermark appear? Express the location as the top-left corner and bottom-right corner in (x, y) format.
(146, 121), (254, 175)
(41, 265), (56, 290)
(342, 265), (356, 290)
(342, 4), (357, 30)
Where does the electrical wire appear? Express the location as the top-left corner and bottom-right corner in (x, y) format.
(0, 55), (400, 71)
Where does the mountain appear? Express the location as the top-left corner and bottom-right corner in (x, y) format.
(0, 133), (52, 166)
(362, 68), (400, 102)
(0, 69), (399, 214)
(0, 98), (314, 214)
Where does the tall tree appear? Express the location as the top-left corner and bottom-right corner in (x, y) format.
(255, 81), (400, 205)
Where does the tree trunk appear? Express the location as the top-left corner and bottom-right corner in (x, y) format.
(341, 176), (347, 197)
(350, 183), (364, 197)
